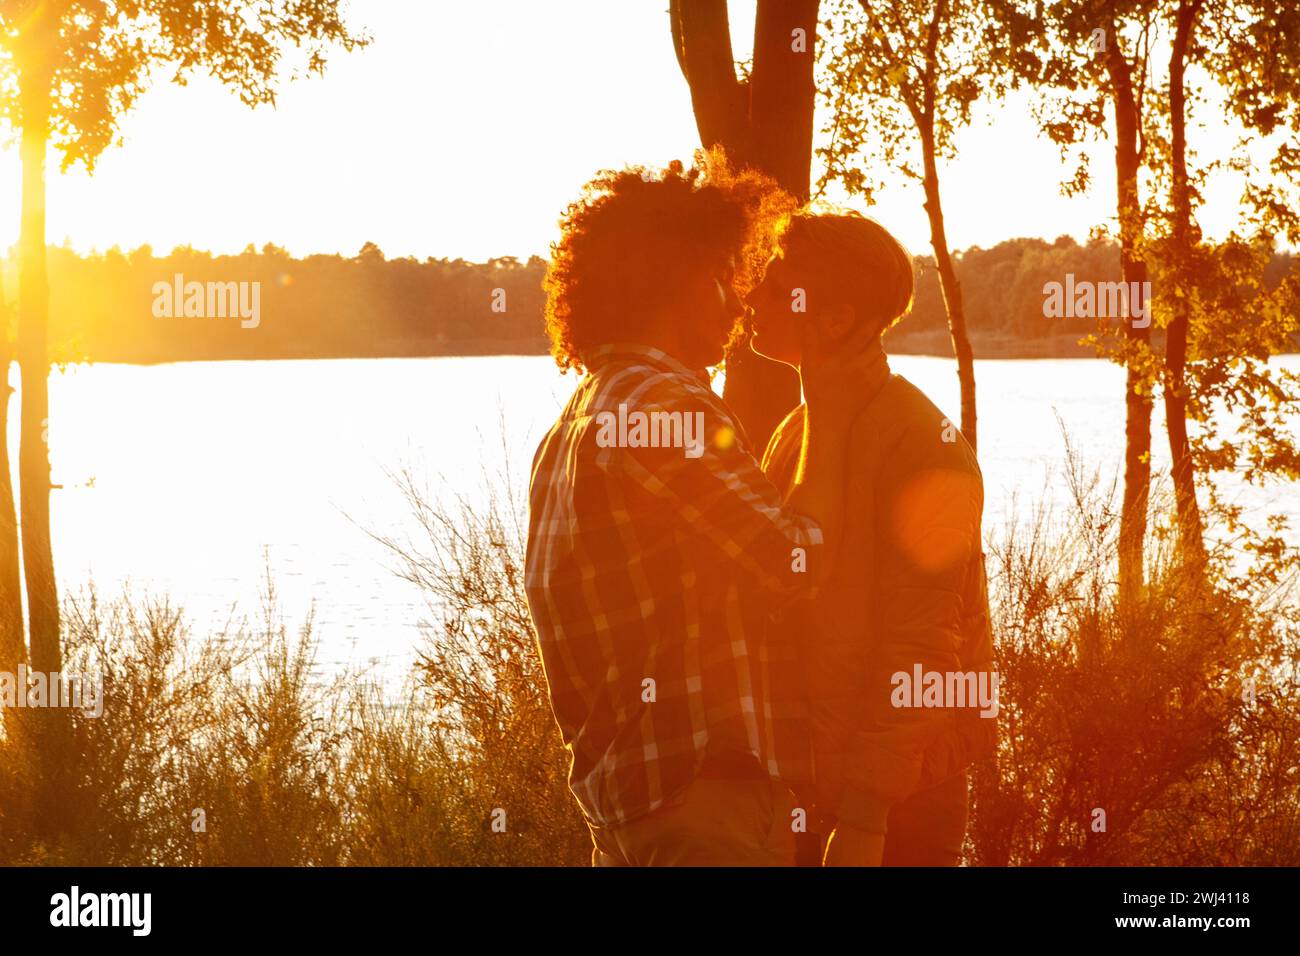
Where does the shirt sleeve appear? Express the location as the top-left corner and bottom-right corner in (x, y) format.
(596, 378), (823, 597)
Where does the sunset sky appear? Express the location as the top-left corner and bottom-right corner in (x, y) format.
(0, 0), (1275, 263)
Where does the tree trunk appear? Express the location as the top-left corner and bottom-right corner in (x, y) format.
(669, 0), (815, 453)
(1104, 38), (1152, 608)
(670, 0), (751, 162)
(750, 0), (819, 199)
(17, 62), (69, 839)
(1165, 0), (1206, 571)
(920, 123), (977, 451)
(17, 68), (59, 676)
(0, 336), (23, 684)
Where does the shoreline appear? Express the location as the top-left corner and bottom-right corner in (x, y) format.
(35, 334), (1300, 366)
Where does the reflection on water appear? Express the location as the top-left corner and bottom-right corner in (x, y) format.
(5, 353), (1298, 684)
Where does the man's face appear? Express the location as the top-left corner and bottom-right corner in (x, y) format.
(675, 254), (745, 368)
(746, 250), (803, 368)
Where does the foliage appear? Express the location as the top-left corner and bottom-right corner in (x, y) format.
(2, 456), (1297, 865)
(0, 0), (368, 170)
(0, 477), (590, 867)
(969, 439), (1300, 865)
(816, 0), (1001, 202)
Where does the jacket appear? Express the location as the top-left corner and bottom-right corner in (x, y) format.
(761, 371), (997, 835)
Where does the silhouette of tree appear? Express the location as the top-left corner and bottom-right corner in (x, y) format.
(669, 0), (817, 452)
(818, 0), (1008, 453)
(1148, 0), (1300, 570)
(0, 0), (367, 839)
(993, 0), (1160, 606)
(0, 291), (20, 687)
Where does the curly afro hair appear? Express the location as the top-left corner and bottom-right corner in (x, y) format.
(543, 151), (793, 374)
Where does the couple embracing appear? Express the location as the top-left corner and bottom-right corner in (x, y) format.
(524, 157), (996, 867)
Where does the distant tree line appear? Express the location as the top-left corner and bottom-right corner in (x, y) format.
(8, 242), (550, 363)
(893, 234), (1299, 355)
(5, 236), (1293, 364)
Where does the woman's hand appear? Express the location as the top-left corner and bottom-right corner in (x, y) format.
(799, 316), (888, 435)
(822, 825), (886, 867)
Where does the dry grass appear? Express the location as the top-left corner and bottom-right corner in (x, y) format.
(968, 442), (1300, 865)
(0, 472), (589, 867)
(1, 454), (1296, 866)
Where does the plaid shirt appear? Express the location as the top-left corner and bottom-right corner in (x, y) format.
(525, 343), (820, 827)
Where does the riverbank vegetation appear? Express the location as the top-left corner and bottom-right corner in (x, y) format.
(2, 454), (1295, 866)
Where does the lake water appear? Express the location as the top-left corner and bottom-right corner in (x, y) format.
(7, 354), (1299, 684)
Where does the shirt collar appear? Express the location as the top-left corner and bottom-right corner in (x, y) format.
(794, 345), (894, 422)
(849, 342), (894, 413)
(586, 342), (712, 386)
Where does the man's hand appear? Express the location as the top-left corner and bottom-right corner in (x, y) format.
(799, 311), (888, 435)
(822, 825), (886, 867)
